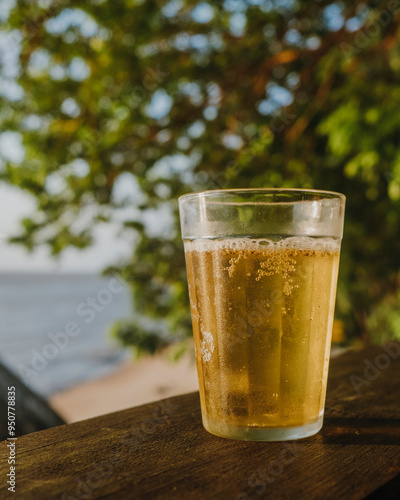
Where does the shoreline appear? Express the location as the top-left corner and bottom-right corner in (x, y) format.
(50, 353), (199, 423)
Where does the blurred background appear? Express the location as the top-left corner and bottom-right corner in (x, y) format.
(1, 0), (399, 427)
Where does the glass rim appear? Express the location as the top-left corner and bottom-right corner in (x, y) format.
(179, 188), (346, 203)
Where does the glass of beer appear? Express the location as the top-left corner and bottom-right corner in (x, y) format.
(179, 189), (345, 441)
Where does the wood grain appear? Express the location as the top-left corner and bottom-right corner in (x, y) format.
(1, 343), (399, 500)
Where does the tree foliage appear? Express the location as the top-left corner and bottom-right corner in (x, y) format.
(1, 0), (400, 352)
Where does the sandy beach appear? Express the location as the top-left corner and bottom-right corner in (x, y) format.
(50, 353), (199, 423)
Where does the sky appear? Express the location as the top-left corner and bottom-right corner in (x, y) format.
(0, 184), (133, 272)
(0, 2), (143, 273)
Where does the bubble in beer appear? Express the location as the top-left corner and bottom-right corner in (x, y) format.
(184, 236), (340, 433)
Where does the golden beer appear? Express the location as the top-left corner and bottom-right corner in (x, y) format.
(184, 237), (340, 440)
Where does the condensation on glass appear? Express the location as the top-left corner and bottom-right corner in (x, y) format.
(179, 189), (345, 441)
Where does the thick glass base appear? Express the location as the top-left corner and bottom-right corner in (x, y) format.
(203, 414), (324, 441)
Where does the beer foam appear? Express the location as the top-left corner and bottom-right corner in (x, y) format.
(184, 236), (340, 253)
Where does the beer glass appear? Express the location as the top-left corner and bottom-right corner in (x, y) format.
(179, 189), (345, 441)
